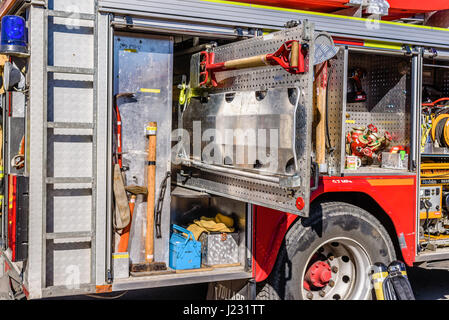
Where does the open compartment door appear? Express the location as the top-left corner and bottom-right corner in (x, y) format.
(174, 22), (324, 217)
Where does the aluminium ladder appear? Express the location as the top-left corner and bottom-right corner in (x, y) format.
(28, 0), (99, 297)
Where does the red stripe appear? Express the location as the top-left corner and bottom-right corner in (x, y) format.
(333, 37), (364, 47)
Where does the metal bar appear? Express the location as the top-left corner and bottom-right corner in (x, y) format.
(95, 11), (108, 286)
(45, 231), (92, 240)
(105, 13), (114, 283)
(47, 66), (95, 75)
(339, 46), (349, 174)
(98, 0), (449, 49)
(110, 21), (243, 39)
(41, 283), (95, 298)
(245, 203), (252, 273)
(47, 122), (94, 129)
(423, 64), (449, 70)
(47, 10), (95, 21)
(41, 1), (48, 291)
(91, 0), (99, 286)
(112, 269), (251, 292)
(410, 55), (419, 171)
(347, 46), (410, 56)
(415, 49), (423, 260)
(183, 159), (280, 183)
(45, 177), (93, 184)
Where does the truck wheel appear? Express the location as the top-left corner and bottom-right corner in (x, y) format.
(257, 201), (396, 300)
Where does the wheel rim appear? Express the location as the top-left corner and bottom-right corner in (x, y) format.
(302, 237), (372, 300)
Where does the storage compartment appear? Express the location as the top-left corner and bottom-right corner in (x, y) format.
(421, 59), (449, 156)
(169, 189), (249, 271)
(109, 33), (252, 287)
(418, 58), (449, 252)
(342, 51), (412, 175)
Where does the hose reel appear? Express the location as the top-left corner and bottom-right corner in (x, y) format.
(431, 111), (449, 148)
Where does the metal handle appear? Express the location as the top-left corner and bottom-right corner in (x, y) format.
(172, 224), (195, 244)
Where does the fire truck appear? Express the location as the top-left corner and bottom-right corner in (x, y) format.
(0, 0), (449, 300)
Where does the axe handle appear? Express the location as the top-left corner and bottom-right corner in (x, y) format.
(145, 122), (157, 263)
(316, 63), (328, 166)
(222, 54), (269, 70)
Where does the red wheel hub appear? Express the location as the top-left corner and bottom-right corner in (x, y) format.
(303, 261), (332, 291)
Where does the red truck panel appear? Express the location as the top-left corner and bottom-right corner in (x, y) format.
(253, 175), (416, 282)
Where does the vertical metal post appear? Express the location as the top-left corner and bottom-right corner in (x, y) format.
(410, 53), (420, 172)
(90, 0), (99, 286)
(245, 203), (253, 273)
(413, 49), (423, 256)
(41, 0), (49, 290)
(105, 13), (114, 283)
(339, 47), (349, 174)
(27, 1), (46, 298)
(1, 93), (7, 250)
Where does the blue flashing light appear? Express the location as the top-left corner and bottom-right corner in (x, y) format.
(1, 16), (27, 48)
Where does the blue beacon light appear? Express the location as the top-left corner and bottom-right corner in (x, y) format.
(0, 15), (28, 56)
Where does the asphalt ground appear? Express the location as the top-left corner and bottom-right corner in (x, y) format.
(50, 265), (449, 300)
(407, 265), (449, 300)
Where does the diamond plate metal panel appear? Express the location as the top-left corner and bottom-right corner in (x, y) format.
(324, 47), (345, 175)
(193, 23), (313, 92)
(179, 25), (315, 216)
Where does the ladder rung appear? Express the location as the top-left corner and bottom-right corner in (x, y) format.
(47, 122), (93, 129)
(47, 66), (94, 75)
(46, 177), (93, 184)
(47, 10), (95, 21)
(46, 231), (92, 240)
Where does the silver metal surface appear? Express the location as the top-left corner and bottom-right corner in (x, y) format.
(113, 33), (173, 265)
(178, 25), (315, 216)
(325, 47), (345, 175)
(95, 11), (109, 286)
(181, 88), (304, 177)
(112, 266), (251, 292)
(36, 0), (98, 295)
(27, 1), (46, 299)
(105, 13), (113, 283)
(200, 233), (240, 266)
(97, 0), (449, 49)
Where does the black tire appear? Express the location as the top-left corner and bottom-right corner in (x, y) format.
(257, 201), (396, 300)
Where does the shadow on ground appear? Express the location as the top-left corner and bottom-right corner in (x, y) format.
(407, 266), (449, 300)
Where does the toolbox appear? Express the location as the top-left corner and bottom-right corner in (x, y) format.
(199, 232), (239, 266)
(169, 224), (202, 270)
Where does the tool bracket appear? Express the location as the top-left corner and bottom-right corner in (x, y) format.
(199, 40), (306, 87)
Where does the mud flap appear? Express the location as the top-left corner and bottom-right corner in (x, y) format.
(206, 279), (255, 300)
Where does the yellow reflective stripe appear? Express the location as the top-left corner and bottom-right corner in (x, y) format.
(200, 0), (449, 32)
(113, 253), (129, 259)
(140, 88), (160, 93)
(364, 40), (403, 51)
(367, 178), (414, 186)
(372, 271), (389, 280)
